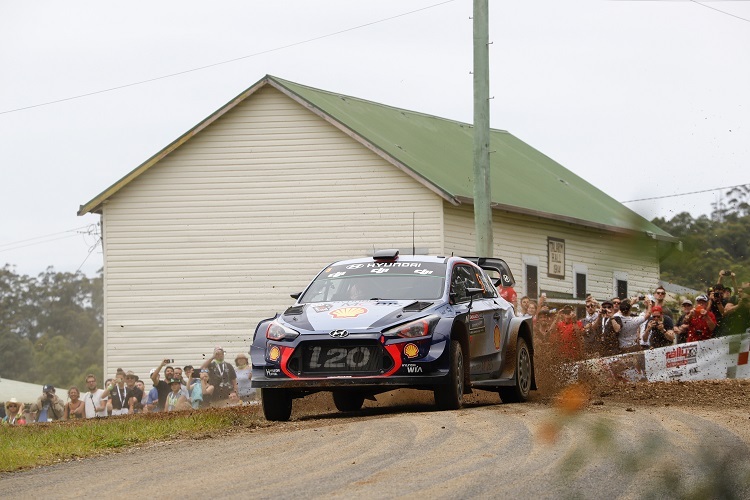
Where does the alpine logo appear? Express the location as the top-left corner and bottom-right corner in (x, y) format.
(329, 330), (349, 338)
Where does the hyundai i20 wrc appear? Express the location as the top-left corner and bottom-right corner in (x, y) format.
(250, 250), (536, 421)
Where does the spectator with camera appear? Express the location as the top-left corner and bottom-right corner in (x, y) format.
(150, 359), (177, 411)
(616, 298), (651, 353)
(201, 347), (238, 406)
(642, 305), (675, 348)
(594, 300), (622, 356)
(680, 295), (717, 342)
(550, 306), (584, 360)
(707, 283), (728, 331)
(29, 385), (64, 422)
(719, 282), (750, 336)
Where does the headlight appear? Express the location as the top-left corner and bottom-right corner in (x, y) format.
(266, 322), (300, 341)
(385, 315), (440, 338)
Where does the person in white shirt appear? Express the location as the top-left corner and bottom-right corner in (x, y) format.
(615, 298), (651, 353)
(83, 374), (107, 418)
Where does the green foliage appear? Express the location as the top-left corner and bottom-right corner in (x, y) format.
(0, 265), (103, 389)
(652, 187), (749, 291)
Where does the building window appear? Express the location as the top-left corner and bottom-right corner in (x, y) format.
(573, 263), (588, 300)
(575, 273), (587, 300)
(526, 264), (538, 300)
(617, 280), (628, 300)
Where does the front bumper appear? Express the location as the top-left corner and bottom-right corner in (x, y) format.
(251, 334), (449, 390)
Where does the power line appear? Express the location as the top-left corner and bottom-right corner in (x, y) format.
(0, 0), (458, 116)
(688, 0), (750, 24)
(0, 226), (90, 249)
(0, 225), (99, 253)
(620, 183), (750, 203)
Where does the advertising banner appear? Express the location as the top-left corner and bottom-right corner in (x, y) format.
(575, 332), (750, 383)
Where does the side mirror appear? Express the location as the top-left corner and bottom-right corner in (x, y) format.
(467, 287), (484, 297)
(290, 292), (301, 300)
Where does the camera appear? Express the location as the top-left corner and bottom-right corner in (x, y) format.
(638, 295), (646, 301)
(163, 358), (174, 364)
(721, 270), (732, 276)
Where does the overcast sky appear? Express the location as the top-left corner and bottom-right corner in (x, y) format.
(1, 0), (748, 277)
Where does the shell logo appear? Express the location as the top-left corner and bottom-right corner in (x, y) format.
(269, 345), (281, 361)
(329, 307), (368, 319)
(403, 343), (420, 359)
(494, 325), (502, 350)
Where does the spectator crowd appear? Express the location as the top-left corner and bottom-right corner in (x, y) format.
(2, 346), (255, 426)
(514, 270), (749, 362)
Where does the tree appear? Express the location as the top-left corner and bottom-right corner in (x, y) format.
(0, 265), (103, 387)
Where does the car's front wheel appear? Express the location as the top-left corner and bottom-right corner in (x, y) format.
(332, 391), (365, 412)
(434, 340), (464, 410)
(261, 388), (293, 421)
(499, 336), (532, 403)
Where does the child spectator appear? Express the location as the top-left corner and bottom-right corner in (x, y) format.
(234, 353), (255, 402)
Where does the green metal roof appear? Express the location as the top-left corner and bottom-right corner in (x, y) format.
(79, 74), (674, 241)
(270, 76), (674, 240)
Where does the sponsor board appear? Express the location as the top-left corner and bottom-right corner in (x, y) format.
(573, 333), (750, 383)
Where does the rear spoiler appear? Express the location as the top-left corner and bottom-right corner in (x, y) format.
(462, 257), (516, 288)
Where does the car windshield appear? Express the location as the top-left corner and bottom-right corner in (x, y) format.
(299, 261), (447, 303)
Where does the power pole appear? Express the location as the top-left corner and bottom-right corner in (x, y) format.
(473, 0), (493, 257)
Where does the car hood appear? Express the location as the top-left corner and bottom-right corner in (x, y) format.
(279, 300), (436, 333)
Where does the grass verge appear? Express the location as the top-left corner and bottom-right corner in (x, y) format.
(0, 405), (267, 473)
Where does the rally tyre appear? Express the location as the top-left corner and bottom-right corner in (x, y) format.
(332, 391), (365, 412)
(499, 336), (532, 403)
(434, 340), (464, 410)
(261, 388), (293, 421)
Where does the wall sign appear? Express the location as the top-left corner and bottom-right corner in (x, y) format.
(547, 237), (565, 279)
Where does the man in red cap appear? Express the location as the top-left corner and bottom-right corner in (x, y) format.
(642, 305), (675, 348)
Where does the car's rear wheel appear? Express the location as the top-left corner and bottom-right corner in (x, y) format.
(434, 340), (464, 410)
(499, 336), (532, 403)
(332, 391), (365, 412)
(261, 388), (292, 421)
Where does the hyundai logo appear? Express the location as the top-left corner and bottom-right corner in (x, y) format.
(329, 330), (349, 338)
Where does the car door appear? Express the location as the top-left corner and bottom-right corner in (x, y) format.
(450, 264), (502, 363)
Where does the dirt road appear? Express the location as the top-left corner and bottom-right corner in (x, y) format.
(2, 383), (750, 499)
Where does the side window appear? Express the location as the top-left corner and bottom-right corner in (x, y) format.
(450, 265), (482, 303)
(477, 269), (498, 298)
